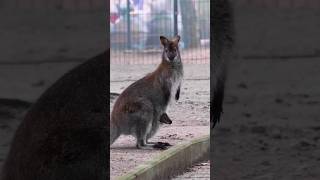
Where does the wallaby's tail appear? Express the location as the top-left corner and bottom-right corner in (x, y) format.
(211, 0), (234, 128)
(110, 121), (120, 145)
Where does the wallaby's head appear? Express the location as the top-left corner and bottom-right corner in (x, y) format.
(160, 35), (181, 63)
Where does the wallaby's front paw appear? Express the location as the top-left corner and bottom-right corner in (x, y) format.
(159, 113), (172, 124)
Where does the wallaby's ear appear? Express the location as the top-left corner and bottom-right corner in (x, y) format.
(160, 36), (168, 46)
(172, 35), (180, 46)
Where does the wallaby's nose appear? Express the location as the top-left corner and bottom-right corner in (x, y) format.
(168, 54), (176, 61)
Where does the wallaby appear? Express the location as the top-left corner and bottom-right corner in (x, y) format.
(110, 35), (183, 150)
(211, 0), (234, 128)
(1, 51), (108, 180)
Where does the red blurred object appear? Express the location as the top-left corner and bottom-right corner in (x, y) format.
(110, 13), (120, 24)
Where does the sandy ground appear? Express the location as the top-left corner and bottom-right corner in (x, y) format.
(0, 99), (29, 172)
(211, 6), (320, 179)
(2, 57), (319, 179)
(213, 57), (320, 180)
(173, 161), (210, 179)
(0, 63), (210, 178)
(110, 48), (209, 64)
(110, 64), (210, 179)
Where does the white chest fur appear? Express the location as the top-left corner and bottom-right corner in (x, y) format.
(169, 70), (183, 104)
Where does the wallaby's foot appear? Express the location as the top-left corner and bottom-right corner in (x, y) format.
(153, 143), (169, 150)
(147, 141), (171, 146)
(147, 141), (172, 149)
(157, 142), (172, 146)
(159, 113), (172, 124)
(137, 140), (170, 150)
(136, 143), (156, 150)
(136, 143), (167, 150)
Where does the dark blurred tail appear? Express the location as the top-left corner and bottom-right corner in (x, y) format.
(212, 63), (226, 128)
(211, 0), (234, 128)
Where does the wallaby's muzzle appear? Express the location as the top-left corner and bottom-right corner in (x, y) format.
(168, 54), (176, 61)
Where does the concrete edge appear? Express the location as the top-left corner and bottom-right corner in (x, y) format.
(115, 135), (210, 180)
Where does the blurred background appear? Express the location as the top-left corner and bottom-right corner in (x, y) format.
(213, 0), (320, 179)
(0, 0), (106, 174)
(110, 0), (210, 64)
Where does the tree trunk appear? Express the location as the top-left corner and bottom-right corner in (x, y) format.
(179, 0), (200, 48)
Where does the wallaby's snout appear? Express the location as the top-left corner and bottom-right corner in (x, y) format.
(167, 49), (177, 61)
(160, 35), (181, 62)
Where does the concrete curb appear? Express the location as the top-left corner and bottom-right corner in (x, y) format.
(115, 135), (209, 180)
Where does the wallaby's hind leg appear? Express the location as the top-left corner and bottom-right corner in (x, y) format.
(146, 113), (172, 147)
(136, 131), (157, 150)
(135, 114), (168, 150)
(135, 119), (155, 149)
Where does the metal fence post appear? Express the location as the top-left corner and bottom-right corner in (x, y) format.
(127, 0), (131, 49)
(173, 0), (178, 36)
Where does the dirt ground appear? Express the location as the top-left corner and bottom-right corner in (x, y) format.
(110, 64), (210, 179)
(110, 48), (209, 64)
(0, 63), (210, 178)
(2, 57), (319, 179)
(173, 160), (210, 179)
(211, 6), (320, 180)
(213, 57), (320, 180)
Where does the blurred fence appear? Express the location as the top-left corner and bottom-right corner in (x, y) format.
(235, 0), (320, 8)
(110, 0), (210, 64)
(0, 0), (105, 10)
(1, 0), (318, 11)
